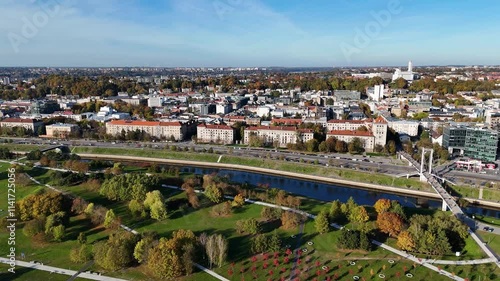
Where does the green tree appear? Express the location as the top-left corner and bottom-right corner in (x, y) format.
(52, 225), (65, 242)
(22, 218), (45, 237)
(128, 199), (146, 217)
(348, 137), (364, 154)
(150, 201), (168, 221)
(84, 202), (94, 217)
(134, 236), (156, 264)
(103, 209), (116, 228)
(268, 230), (282, 252)
(305, 139), (319, 152)
(315, 209), (330, 234)
(205, 184), (224, 204)
(93, 232), (138, 271)
(70, 244), (93, 263)
(349, 206), (369, 224)
(251, 234), (268, 254)
(329, 200), (343, 222)
(77, 232), (87, 244)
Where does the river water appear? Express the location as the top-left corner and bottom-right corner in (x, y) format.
(180, 166), (500, 218)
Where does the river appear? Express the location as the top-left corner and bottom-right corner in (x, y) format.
(180, 166), (500, 218)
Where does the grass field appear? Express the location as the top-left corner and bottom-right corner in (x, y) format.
(0, 143), (50, 153)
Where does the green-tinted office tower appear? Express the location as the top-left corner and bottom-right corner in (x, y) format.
(463, 128), (499, 162)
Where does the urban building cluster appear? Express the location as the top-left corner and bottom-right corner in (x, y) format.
(1, 63), (499, 162)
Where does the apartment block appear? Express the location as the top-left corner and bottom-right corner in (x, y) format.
(106, 120), (190, 140)
(243, 126), (314, 147)
(197, 124), (235, 144)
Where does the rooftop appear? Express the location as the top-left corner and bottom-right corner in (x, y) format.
(327, 130), (374, 137)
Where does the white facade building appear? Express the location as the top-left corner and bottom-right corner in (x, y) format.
(106, 120), (186, 140)
(243, 126), (314, 147)
(326, 116), (388, 147)
(197, 124), (235, 144)
(392, 61), (419, 81)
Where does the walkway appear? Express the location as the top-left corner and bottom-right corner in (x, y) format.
(194, 264), (229, 281)
(0, 258), (127, 281)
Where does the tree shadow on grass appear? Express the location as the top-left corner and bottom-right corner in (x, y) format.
(260, 219), (281, 234)
(0, 266), (38, 281)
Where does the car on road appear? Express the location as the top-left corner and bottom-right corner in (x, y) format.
(483, 226), (494, 232)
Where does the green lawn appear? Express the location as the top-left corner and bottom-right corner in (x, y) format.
(73, 146), (220, 163)
(449, 185), (480, 199)
(481, 188), (500, 202)
(478, 231), (500, 254)
(473, 214), (500, 227)
(0, 143), (51, 153)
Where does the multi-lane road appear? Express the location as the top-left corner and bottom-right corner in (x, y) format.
(5, 137), (499, 183)
(6, 137), (419, 176)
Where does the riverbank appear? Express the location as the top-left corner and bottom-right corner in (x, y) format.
(78, 152), (440, 197)
(77, 153), (500, 210)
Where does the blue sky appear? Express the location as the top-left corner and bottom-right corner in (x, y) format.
(1, 0), (499, 67)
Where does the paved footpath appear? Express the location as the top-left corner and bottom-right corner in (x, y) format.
(0, 258), (127, 281)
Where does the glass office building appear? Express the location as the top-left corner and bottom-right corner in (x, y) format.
(443, 126), (467, 149)
(464, 128), (499, 162)
(443, 126), (499, 162)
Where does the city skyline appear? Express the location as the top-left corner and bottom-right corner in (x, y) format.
(1, 0), (500, 67)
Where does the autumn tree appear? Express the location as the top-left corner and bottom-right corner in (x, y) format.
(374, 199), (392, 214)
(232, 194), (245, 207)
(281, 211), (302, 230)
(377, 212), (404, 237)
(261, 206), (282, 221)
(18, 191), (66, 221)
(211, 201), (233, 217)
(185, 186), (200, 209)
(147, 230), (197, 278)
(397, 231), (415, 251)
